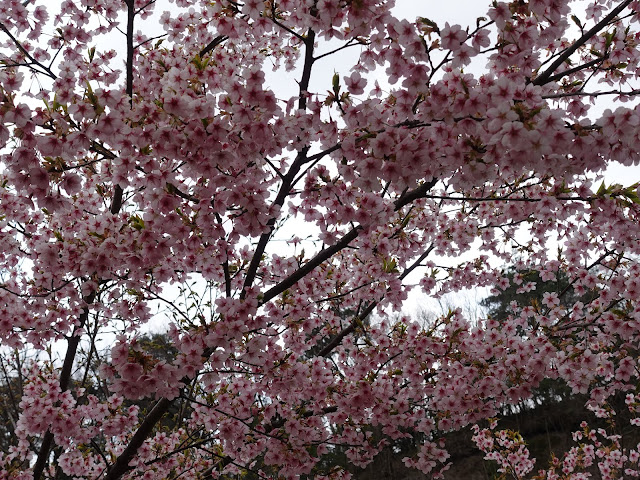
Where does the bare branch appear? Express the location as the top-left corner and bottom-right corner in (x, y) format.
(318, 244), (435, 358)
(103, 398), (173, 480)
(533, 0), (633, 85)
(0, 23), (57, 79)
(32, 291), (96, 480)
(240, 28), (317, 298)
(200, 35), (228, 57)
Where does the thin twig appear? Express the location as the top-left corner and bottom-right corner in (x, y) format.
(0, 23), (57, 79)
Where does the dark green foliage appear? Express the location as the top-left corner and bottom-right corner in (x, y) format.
(480, 268), (597, 325)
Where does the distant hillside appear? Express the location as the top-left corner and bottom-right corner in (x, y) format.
(351, 393), (636, 480)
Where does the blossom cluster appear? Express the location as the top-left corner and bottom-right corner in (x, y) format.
(0, 0), (639, 478)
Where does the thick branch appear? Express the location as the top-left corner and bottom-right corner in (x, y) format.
(125, 0), (134, 100)
(298, 29), (316, 111)
(533, 0), (633, 86)
(318, 302), (376, 357)
(542, 55), (607, 85)
(110, 185), (124, 214)
(317, 245), (434, 358)
(260, 226), (362, 306)
(200, 35), (228, 57)
(394, 177), (439, 210)
(260, 178), (439, 306)
(110, 0), (136, 215)
(103, 397), (172, 480)
(241, 149), (308, 300)
(32, 291), (96, 480)
(241, 29), (316, 298)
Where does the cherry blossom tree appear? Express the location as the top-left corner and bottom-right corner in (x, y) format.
(1, 0), (640, 478)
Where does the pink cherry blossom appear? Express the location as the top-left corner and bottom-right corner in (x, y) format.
(1, 0), (640, 478)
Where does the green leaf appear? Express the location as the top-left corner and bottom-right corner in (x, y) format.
(382, 256), (398, 273)
(129, 215), (145, 231)
(332, 72), (340, 97)
(85, 82), (104, 115)
(604, 29), (616, 51)
(418, 17), (440, 33)
(191, 54), (210, 72)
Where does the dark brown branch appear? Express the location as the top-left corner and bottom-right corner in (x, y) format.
(241, 29), (317, 298)
(0, 22), (57, 79)
(223, 259), (232, 297)
(399, 245), (435, 281)
(543, 88), (640, 99)
(533, 0), (633, 85)
(298, 29), (316, 111)
(260, 178), (440, 307)
(292, 143), (343, 185)
(260, 226), (362, 306)
(90, 141), (117, 160)
(241, 149), (309, 298)
(264, 157), (285, 180)
(318, 302), (376, 357)
(110, 0), (136, 215)
(315, 281), (376, 304)
(200, 35), (228, 57)
(270, 2), (306, 42)
(0, 357), (19, 420)
(542, 55), (608, 85)
(134, 0), (155, 16)
(32, 433), (54, 480)
(317, 244), (435, 358)
(134, 33), (167, 50)
(32, 291), (96, 480)
(125, 0), (134, 101)
(110, 186), (123, 214)
(144, 435), (213, 467)
(420, 194), (592, 202)
(103, 397), (172, 480)
(313, 38), (362, 62)
(167, 182), (199, 203)
(265, 405), (338, 432)
(394, 177), (439, 210)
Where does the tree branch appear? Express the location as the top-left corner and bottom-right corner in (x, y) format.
(543, 88), (640, 99)
(298, 29), (316, 111)
(0, 22), (57, 79)
(125, 0), (134, 101)
(260, 226), (362, 306)
(240, 29), (316, 298)
(317, 244), (435, 358)
(200, 35), (228, 57)
(103, 397), (172, 480)
(394, 177), (439, 210)
(110, 0), (136, 215)
(260, 178), (439, 306)
(313, 38), (362, 62)
(533, 0), (633, 85)
(32, 291), (96, 480)
(542, 55), (608, 85)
